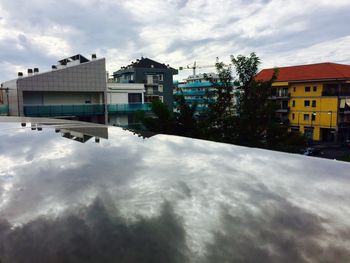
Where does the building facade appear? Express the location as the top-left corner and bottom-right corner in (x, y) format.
(0, 54), (107, 123)
(174, 73), (219, 115)
(257, 62), (350, 142)
(113, 57), (178, 110)
(107, 82), (151, 127)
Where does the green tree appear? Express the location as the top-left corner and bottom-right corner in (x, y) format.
(137, 97), (199, 137)
(200, 59), (235, 142)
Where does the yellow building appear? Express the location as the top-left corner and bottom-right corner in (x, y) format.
(257, 63), (350, 142)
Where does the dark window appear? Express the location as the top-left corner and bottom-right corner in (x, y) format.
(305, 86), (311, 92)
(312, 114), (316, 121)
(304, 114), (309, 121)
(292, 100), (296, 107)
(128, 93), (142, 103)
(293, 87), (296, 92)
(304, 100), (310, 107)
(282, 100), (288, 109)
(292, 113), (295, 120)
(313, 86), (317, 92)
(312, 100), (316, 107)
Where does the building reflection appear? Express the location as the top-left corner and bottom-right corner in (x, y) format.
(22, 120), (108, 143)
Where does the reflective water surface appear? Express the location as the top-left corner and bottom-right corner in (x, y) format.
(0, 117), (350, 263)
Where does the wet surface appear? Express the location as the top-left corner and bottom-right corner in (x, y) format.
(0, 117), (350, 262)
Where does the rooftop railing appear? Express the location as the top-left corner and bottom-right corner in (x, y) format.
(24, 104), (105, 117)
(108, 103), (152, 113)
(0, 104), (9, 115)
(24, 103), (153, 117)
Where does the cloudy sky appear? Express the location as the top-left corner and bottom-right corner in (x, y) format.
(0, 0), (350, 82)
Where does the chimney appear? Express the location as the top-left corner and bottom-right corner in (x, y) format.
(92, 54), (97, 60)
(27, 69), (33, 76)
(18, 72), (23, 78)
(52, 65), (57, 70)
(34, 68), (39, 74)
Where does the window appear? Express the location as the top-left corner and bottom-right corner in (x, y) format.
(312, 100), (316, 107)
(158, 85), (163, 92)
(291, 126), (300, 132)
(293, 87), (296, 92)
(292, 113), (295, 120)
(305, 86), (311, 92)
(128, 93), (142, 103)
(304, 100), (310, 107)
(313, 86), (317, 92)
(304, 114), (309, 121)
(159, 74), (164, 81)
(312, 113), (316, 121)
(292, 100), (295, 107)
(147, 75), (153, 84)
(159, 96), (164, 102)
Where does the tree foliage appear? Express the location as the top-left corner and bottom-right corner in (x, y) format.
(138, 53), (306, 151)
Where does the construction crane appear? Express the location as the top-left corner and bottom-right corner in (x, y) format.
(179, 61), (216, 76)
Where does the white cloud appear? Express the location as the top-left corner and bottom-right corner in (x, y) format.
(0, 0), (349, 81)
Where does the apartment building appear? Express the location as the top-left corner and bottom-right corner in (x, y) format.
(0, 54), (107, 123)
(257, 62), (350, 142)
(174, 73), (219, 115)
(113, 57), (178, 110)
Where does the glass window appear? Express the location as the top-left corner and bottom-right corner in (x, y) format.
(158, 85), (163, 92)
(312, 100), (316, 107)
(312, 113), (316, 121)
(159, 74), (164, 81)
(305, 86), (311, 92)
(292, 113), (295, 120)
(292, 100), (295, 107)
(128, 93), (142, 103)
(293, 87), (296, 92)
(304, 114), (309, 121)
(304, 100), (310, 107)
(313, 86), (317, 92)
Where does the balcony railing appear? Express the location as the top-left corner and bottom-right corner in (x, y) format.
(322, 91), (350, 96)
(276, 107), (290, 113)
(0, 104), (9, 115)
(108, 103), (151, 113)
(24, 104), (105, 117)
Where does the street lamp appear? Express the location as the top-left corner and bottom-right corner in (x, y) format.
(311, 112), (317, 140)
(328, 111), (332, 128)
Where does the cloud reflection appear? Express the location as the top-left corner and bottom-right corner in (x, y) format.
(0, 121), (350, 262)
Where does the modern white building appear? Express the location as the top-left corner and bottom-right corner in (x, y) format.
(0, 54), (107, 123)
(107, 81), (150, 126)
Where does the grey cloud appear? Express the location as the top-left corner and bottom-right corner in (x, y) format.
(1, 0), (142, 50)
(0, 199), (189, 263)
(0, 125), (146, 221)
(203, 198), (349, 263)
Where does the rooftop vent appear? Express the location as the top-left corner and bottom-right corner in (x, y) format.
(18, 72), (23, 78)
(92, 54), (97, 60)
(34, 68), (39, 74)
(27, 69), (33, 76)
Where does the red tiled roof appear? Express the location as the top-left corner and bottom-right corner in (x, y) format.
(256, 62), (350, 82)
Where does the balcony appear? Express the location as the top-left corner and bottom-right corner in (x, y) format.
(24, 104), (105, 117)
(0, 104), (9, 115)
(276, 107), (290, 113)
(322, 91), (350, 96)
(107, 103), (151, 113)
(177, 90), (207, 96)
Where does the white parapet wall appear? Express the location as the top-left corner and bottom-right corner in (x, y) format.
(107, 83), (145, 104)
